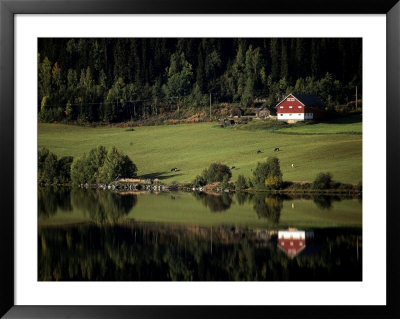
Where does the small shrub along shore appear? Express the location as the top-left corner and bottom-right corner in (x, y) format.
(193, 163), (232, 188)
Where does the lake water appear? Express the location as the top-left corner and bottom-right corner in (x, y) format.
(38, 187), (362, 281)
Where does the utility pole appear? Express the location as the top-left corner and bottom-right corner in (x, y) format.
(210, 226), (213, 256)
(357, 236), (359, 261)
(183, 89), (185, 111)
(355, 86), (358, 110)
(209, 92), (212, 119)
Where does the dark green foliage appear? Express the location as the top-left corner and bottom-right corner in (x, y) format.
(71, 188), (137, 224)
(193, 175), (207, 187)
(38, 148), (50, 173)
(187, 84), (208, 108)
(312, 172), (333, 189)
(70, 154), (89, 185)
(335, 183), (354, 190)
(221, 175), (230, 190)
(43, 153), (59, 183)
(285, 182), (312, 190)
(252, 194), (283, 224)
(99, 147), (137, 183)
(252, 157), (283, 190)
(38, 148), (73, 185)
(57, 156), (74, 184)
(165, 52), (193, 102)
(201, 163), (232, 184)
(312, 195), (341, 210)
(235, 191), (250, 205)
(87, 146), (108, 175)
(71, 146), (107, 184)
(193, 192), (233, 212)
(71, 146), (137, 185)
(39, 222), (362, 281)
(38, 38), (362, 123)
(38, 187), (72, 218)
(236, 174), (248, 190)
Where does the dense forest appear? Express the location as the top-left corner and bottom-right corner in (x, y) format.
(38, 38), (362, 123)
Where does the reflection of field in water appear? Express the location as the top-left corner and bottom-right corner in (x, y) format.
(38, 187), (362, 229)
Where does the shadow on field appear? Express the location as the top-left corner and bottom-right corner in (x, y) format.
(139, 171), (183, 180)
(319, 114), (362, 125)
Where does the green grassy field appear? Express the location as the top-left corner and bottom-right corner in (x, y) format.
(38, 115), (362, 184)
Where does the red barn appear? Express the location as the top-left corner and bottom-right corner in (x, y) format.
(277, 229), (306, 258)
(276, 93), (325, 123)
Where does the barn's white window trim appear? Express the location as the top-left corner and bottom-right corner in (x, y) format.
(298, 106), (302, 108)
(289, 106), (293, 108)
(280, 106), (284, 108)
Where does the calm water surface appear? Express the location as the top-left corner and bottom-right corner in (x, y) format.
(38, 187), (362, 281)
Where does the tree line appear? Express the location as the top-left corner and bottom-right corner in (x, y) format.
(38, 38), (362, 123)
(38, 146), (137, 186)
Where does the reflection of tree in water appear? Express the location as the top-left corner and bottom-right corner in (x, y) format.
(252, 194), (283, 224)
(235, 191), (251, 205)
(38, 187), (72, 218)
(71, 188), (137, 224)
(313, 195), (341, 210)
(192, 192), (232, 212)
(38, 224), (362, 281)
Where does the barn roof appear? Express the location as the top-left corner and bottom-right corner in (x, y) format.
(276, 93), (325, 108)
(265, 106), (277, 112)
(292, 93), (325, 107)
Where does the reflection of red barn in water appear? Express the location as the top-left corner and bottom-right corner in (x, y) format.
(278, 229), (306, 258)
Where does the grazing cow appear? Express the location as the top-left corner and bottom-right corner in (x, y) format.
(257, 150), (262, 154)
(291, 163), (295, 168)
(231, 166), (236, 170)
(171, 167), (179, 172)
(274, 147), (280, 152)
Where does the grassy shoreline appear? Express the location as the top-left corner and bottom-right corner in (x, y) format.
(39, 183), (361, 196)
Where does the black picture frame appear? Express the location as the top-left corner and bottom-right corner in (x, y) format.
(1, 0), (399, 318)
